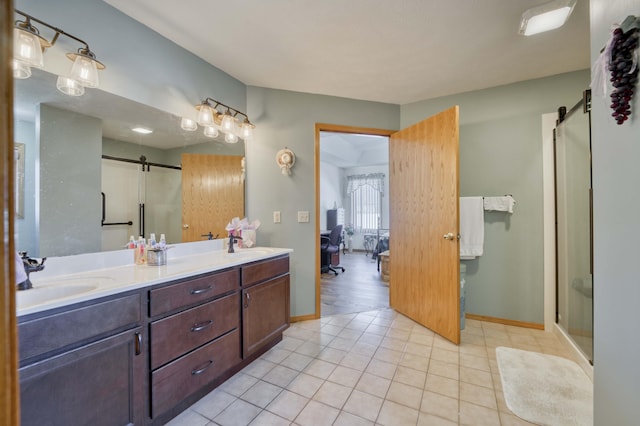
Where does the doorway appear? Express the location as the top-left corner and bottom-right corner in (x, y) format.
(318, 129), (391, 316)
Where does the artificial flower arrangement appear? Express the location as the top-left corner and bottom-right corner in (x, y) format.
(225, 217), (261, 248)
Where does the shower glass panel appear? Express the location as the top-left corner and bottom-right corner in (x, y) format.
(101, 159), (181, 251)
(555, 95), (593, 362)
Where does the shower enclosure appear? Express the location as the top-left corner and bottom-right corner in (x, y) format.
(554, 90), (593, 363)
(101, 156), (182, 252)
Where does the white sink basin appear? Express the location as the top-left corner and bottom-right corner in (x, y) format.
(16, 284), (98, 309)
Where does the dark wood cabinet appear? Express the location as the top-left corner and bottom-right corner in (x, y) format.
(242, 274), (290, 358)
(18, 254), (290, 426)
(242, 255), (290, 358)
(19, 327), (145, 426)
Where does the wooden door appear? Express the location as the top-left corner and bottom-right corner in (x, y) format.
(181, 154), (245, 242)
(389, 106), (460, 344)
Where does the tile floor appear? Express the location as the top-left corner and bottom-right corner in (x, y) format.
(166, 309), (584, 426)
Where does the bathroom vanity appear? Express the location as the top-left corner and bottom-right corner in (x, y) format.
(16, 244), (291, 425)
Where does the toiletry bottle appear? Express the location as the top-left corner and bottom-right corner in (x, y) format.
(128, 235), (136, 249)
(159, 234), (166, 248)
(137, 236), (146, 264)
(149, 233), (157, 248)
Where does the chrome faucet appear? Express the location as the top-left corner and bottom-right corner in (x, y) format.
(228, 233), (242, 253)
(17, 252), (46, 291)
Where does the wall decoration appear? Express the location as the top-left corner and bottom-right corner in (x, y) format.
(596, 15), (640, 125)
(276, 147), (295, 176)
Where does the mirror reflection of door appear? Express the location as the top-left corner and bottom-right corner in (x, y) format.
(389, 106), (460, 344)
(181, 153), (245, 242)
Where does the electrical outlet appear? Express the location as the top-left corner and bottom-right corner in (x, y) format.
(297, 211), (310, 223)
(273, 211), (281, 223)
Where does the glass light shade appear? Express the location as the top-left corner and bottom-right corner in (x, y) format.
(519, 0), (576, 36)
(204, 126), (219, 138)
(12, 59), (31, 79)
(197, 104), (215, 127)
(181, 118), (198, 131)
(13, 28), (44, 68)
(69, 55), (99, 88)
(56, 76), (85, 97)
(225, 132), (239, 144)
(220, 112), (236, 133)
(241, 121), (255, 140)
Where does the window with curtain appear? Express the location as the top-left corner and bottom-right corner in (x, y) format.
(346, 173), (385, 233)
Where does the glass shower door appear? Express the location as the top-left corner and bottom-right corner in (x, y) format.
(555, 94), (593, 362)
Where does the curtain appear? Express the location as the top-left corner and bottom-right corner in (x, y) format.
(346, 173), (385, 233)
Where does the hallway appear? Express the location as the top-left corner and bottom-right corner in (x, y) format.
(320, 251), (389, 317)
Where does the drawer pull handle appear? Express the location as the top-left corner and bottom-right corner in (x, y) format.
(191, 360), (213, 376)
(191, 285), (212, 295)
(135, 332), (142, 356)
(191, 320), (213, 332)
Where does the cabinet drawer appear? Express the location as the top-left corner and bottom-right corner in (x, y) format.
(150, 292), (239, 369)
(19, 293), (141, 362)
(150, 268), (239, 317)
(241, 256), (289, 288)
(151, 329), (241, 418)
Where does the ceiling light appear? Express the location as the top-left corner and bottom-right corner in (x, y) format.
(185, 97), (255, 141)
(519, 0), (576, 36)
(132, 127), (153, 134)
(13, 9), (105, 96)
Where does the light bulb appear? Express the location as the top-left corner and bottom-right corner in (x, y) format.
(225, 132), (239, 144)
(204, 126), (219, 138)
(56, 76), (85, 97)
(69, 55), (99, 88)
(197, 103), (215, 127)
(13, 27), (44, 69)
(181, 118), (197, 131)
(221, 111), (236, 132)
(241, 121), (255, 140)
(12, 59), (31, 79)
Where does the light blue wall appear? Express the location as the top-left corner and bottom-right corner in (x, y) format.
(14, 120), (36, 254)
(246, 87), (399, 316)
(319, 162), (344, 231)
(38, 105), (102, 256)
(590, 0), (640, 423)
(402, 70), (590, 324)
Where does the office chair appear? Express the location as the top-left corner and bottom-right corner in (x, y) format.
(321, 224), (345, 275)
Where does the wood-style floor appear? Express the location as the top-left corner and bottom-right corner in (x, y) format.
(320, 250), (389, 317)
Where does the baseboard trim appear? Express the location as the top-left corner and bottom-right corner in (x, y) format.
(465, 313), (544, 330)
(290, 313), (319, 323)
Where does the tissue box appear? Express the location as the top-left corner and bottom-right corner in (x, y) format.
(240, 229), (256, 248)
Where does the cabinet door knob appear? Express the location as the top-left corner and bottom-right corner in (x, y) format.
(134, 332), (142, 356)
(244, 292), (251, 308)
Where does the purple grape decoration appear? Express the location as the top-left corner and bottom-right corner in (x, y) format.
(608, 26), (639, 125)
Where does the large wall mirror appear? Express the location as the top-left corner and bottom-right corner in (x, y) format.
(14, 68), (245, 257)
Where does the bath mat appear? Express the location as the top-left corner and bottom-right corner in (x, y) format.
(496, 347), (592, 426)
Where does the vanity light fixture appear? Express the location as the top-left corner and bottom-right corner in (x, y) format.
(13, 9), (105, 94)
(183, 97), (255, 142)
(519, 0), (577, 36)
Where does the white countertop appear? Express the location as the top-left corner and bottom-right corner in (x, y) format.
(17, 242), (292, 317)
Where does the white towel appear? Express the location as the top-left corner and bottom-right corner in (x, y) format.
(460, 197), (484, 260)
(483, 195), (516, 213)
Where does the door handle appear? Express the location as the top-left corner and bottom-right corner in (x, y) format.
(183, 224), (189, 229)
(443, 232), (455, 240)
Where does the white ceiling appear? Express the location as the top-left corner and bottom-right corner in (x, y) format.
(104, 0), (590, 106)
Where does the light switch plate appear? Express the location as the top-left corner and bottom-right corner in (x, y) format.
(297, 211), (310, 223)
(273, 211), (281, 223)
